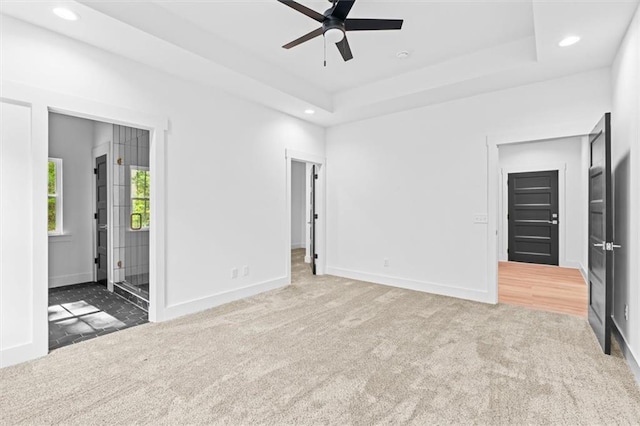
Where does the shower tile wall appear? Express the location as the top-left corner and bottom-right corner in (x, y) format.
(112, 125), (150, 288)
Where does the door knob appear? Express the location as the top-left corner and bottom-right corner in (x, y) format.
(99, 224), (108, 230)
(593, 242), (605, 249)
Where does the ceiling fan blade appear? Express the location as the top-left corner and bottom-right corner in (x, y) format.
(277, 0), (325, 22)
(283, 27), (323, 49)
(345, 18), (403, 31)
(331, 0), (356, 21)
(336, 36), (354, 62)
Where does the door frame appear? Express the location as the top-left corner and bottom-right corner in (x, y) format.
(1, 80), (168, 368)
(486, 119), (595, 304)
(500, 164), (567, 267)
(285, 149), (326, 281)
(91, 143), (112, 289)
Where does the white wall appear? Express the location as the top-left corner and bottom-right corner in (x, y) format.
(93, 121), (112, 149)
(291, 161), (306, 249)
(611, 3), (640, 369)
(326, 68), (611, 303)
(498, 136), (588, 275)
(0, 16), (325, 366)
(48, 113), (95, 288)
(1, 100), (47, 366)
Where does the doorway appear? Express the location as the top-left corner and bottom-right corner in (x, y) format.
(496, 136), (589, 317)
(290, 160), (310, 278)
(47, 113), (149, 350)
(286, 150), (325, 283)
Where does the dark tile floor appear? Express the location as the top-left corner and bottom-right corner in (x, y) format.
(48, 282), (148, 350)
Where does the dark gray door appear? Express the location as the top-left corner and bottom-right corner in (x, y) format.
(588, 113), (614, 354)
(310, 164), (317, 275)
(95, 154), (108, 286)
(508, 170), (559, 265)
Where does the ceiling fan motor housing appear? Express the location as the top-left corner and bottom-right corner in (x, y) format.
(322, 15), (346, 34)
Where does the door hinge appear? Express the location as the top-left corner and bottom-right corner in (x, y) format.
(94, 213), (98, 219)
(94, 168), (97, 175)
(314, 174), (318, 179)
(314, 254), (318, 259)
(94, 258), (98, 264)
(314, 214), (318, 219)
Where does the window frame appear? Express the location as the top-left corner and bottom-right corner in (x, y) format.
(129, 165), (150, 231)
(48, 157), (63, 236)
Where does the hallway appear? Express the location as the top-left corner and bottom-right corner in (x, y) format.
(499, 261), (588, 317)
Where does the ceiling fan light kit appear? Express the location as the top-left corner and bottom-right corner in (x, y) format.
(277, 0), (403, 64)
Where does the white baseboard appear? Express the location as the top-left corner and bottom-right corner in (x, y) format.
(612, 319), (640, 385)
(163, 276), (289, 321)
(48, 272), (94, 288)
(291, 242), (305, 249)
(578, 263), (588, 284)
(326, 266), (492, 304)
(0, 341), (47, 368)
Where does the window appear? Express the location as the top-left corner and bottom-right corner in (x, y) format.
(48, 158), (63, 235)
(130, 166), (150, 230)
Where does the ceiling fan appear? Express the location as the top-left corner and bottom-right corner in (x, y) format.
(277, 0), (403, 64)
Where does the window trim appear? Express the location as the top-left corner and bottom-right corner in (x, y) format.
(48, 157), (63, 236)
(129, 165), (150, 231)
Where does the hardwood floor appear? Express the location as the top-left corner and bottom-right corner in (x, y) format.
(499, 261), (588, 317)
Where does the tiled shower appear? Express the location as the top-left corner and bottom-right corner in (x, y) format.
(112, 124), (150, 310)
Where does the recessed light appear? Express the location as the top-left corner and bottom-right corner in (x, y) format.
(396, 51), (410, 59)
(559, 36), (580, 47)
(304, 109), (315, 115)
(53, 7), (79, 21)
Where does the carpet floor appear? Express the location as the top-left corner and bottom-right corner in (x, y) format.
(1, 249), (639, 425)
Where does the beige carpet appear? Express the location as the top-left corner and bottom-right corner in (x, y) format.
(1, 249), (639, 425)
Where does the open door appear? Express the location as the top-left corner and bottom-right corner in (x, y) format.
(588, 113), (617, 354)
(95, 154), (109, 287)
(309, 164), (317, 275)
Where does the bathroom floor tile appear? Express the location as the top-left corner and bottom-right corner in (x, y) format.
(48, 305), (74, 322)
(48, 282), (148, 351)
(61, 301), (100, 317)
(81, 311), (126, 330)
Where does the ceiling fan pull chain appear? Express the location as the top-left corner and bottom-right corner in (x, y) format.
(324, 35), (327, 67)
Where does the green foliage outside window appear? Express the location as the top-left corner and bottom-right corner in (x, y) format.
(48, 160), (58, 232)
(131, 168), (150, 229)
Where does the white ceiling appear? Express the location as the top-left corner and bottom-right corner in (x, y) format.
(156, 0), (535, 93)
(1, 0), (638, 126)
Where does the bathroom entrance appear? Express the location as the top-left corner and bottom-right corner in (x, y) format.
(47, 113), (150, 350)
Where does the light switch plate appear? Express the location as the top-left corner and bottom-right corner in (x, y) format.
(474, 215), (488, 224)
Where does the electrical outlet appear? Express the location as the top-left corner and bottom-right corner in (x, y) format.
(231, 268), (238, 279)
(383, 258), (389, 267)
(474, 215), (488, 224)
(243, 265), (249, 276)
(625, 304), (629, 321)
